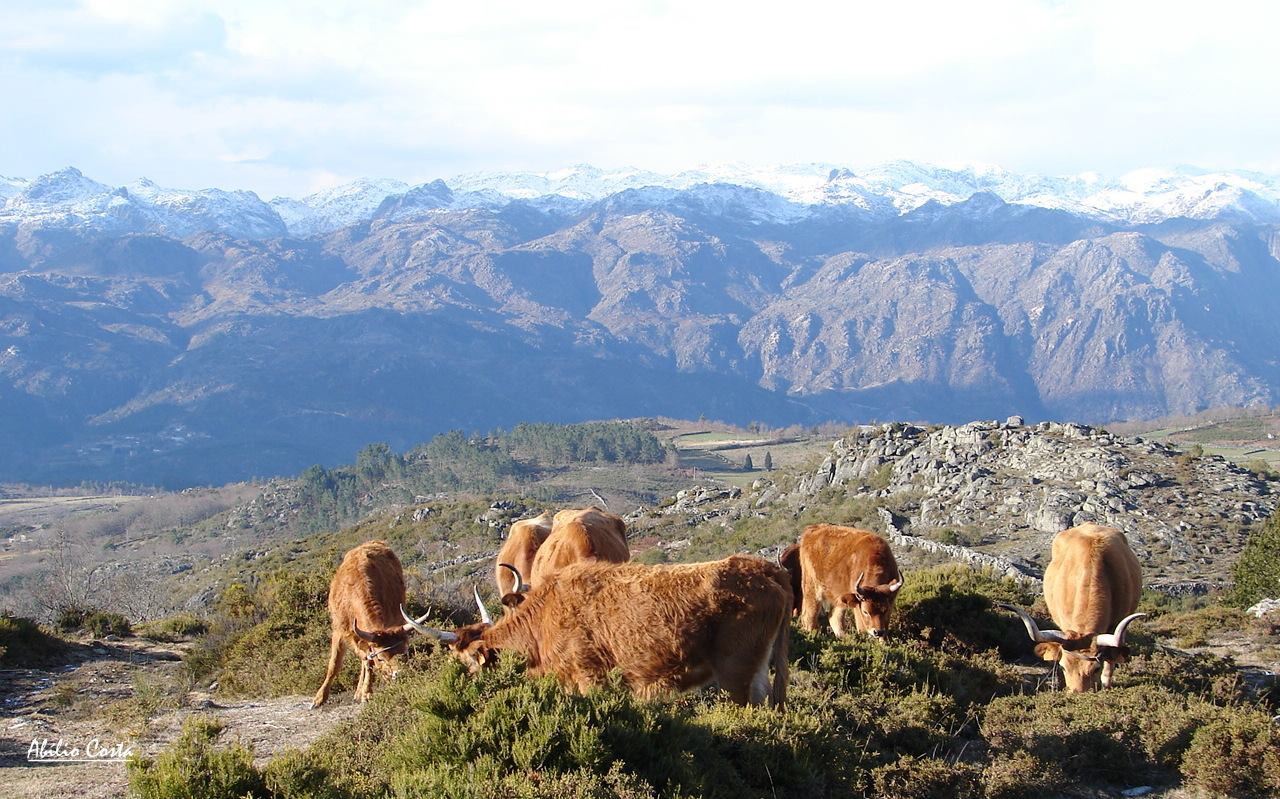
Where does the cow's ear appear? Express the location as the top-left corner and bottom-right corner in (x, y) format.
(500, 592), (525, 609)
(1033, 642), (1061, 662)
(838, 592), (859, 606)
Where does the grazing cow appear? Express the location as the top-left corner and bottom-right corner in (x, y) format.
(403, 556), (792, 707)
(783, 524), (903, 638)
(1000, 523), (1145, 692)
(495, 511), (552, 598)
(311, 541), (431, 708)
(526, 506), (630, 587)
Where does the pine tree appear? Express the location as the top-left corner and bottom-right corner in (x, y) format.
(763, 451), (773, 470)
(743, 454), (754, 470)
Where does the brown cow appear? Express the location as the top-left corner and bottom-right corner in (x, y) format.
(778, 543), (803, 617)
(1000, 523), (1145, 692)
(403, 556), (792, 707)
(525, 506), (630, 587)
(495, 511), (552, 598)
(784, 524), (903, 638)
(311, 541), (431, 708)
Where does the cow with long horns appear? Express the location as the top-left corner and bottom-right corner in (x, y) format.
(783, 524), (903, 638)
(1000, 523), (1146, 692)
(495, 511), (552, 599)
(311, 541), (432, 708)
(403, 555), (793, 707)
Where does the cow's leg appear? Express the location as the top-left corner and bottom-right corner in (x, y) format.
(311, 630), (345, 709)
(354, 656), (372, 702)
(747, 655), (772, 706)
(713, 635), (771, 706)
(829, 604), (848, 637)
(1100, 660), (1116, 689)
(799, 580), (822, 632)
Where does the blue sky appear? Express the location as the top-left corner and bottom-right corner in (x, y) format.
(2, 0), (1277, 198)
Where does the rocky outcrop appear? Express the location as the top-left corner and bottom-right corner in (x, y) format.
(799, 419), (1275, 589)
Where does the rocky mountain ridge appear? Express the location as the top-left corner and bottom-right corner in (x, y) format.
(665, 419), (1275, 590)
(4, 166), (1280, 484)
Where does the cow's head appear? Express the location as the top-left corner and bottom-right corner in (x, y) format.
(838, 570), (903, 638)
(351, 618), (417, 679)
(399, 586), (502, 674)
(1000, 603), (1145, 692)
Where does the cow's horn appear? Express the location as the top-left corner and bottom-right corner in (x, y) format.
(997, 602), (1069, 644)
(887, 573), (904, 593)
(473, 585), (493, 626)
(1095, 612), (1147, 648)
(854, 570), (867, 597)
(499, 562), (529, 593)
(400, 605), (457, 643)
(351, 621), (377, 642)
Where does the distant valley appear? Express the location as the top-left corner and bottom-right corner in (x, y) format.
(3, 162), (1280, 485)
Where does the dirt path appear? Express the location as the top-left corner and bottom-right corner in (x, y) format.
(1, 637), (359, 799)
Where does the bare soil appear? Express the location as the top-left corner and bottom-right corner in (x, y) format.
(0, 637), (358, 799)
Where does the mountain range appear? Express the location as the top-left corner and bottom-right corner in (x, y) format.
(2, 162), (1279, 486)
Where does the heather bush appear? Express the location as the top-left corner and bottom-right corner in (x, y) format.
(891, 564), (1035, 655)
(0, 612), (68, 666)
(128, 716), (265, 799)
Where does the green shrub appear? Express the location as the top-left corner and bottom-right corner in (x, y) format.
(213, 568), (342, 697)
(982, 685), (1280, 795)
(983, 686), (1198, 787)
(795, 628), (1022, 712)
(128, 716), (265, 799)
(1241, 459), (1279, 481)
(55, 606), (131, 637)
(869, 756), (983, 799)
(137, 613), (209, 642)
(0, 613), (68, 666)
(1229, 511), (1280, 608)
(1181, 714), (1280, 797)
(893, 564), (1036, 655)
(981, 750), (1065, 799)
(1121, 647), (1268, 708)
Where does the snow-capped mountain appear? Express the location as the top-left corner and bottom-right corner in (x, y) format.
(443, 162), (1280, 224)
(0, 167), (285, 239)
(2, 163), (1279, 242)
(269, 178), (409, 237)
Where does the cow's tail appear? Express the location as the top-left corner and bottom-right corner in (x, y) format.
(770, 607), (790, 709)
(779, 543), (802, 617)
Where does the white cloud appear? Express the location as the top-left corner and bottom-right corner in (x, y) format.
(1, 0), (1277, 195)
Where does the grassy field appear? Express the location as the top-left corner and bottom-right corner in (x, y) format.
(1123, 411), (1280, 469)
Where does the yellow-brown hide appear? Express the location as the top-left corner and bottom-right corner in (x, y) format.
(495, 512), (552, 595)
(1041, 523), (1142, 691)
(791, 524), (901, 637)
(311, 541), (410, 708)
(444, 556), (792, 707)
(529, 506), (630, 585)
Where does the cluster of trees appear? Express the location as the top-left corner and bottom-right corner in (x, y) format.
(506, 422), (667, 465)
(293, 422), (667, 531)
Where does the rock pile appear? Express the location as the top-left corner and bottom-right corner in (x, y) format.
(800, 419), (1275, 589)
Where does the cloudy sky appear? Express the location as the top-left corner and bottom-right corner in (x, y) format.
(2, 0), (1277, 198)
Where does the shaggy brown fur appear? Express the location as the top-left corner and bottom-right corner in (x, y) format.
(528, 506), (630, 586)
(311, 541), (414, 709)
(788, 524), (902, 638)
(778, 543), (803, 616)
(1036, 523), (1142, 692)
(436, 556), (792, 707)
(495, 512), (553, 596)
